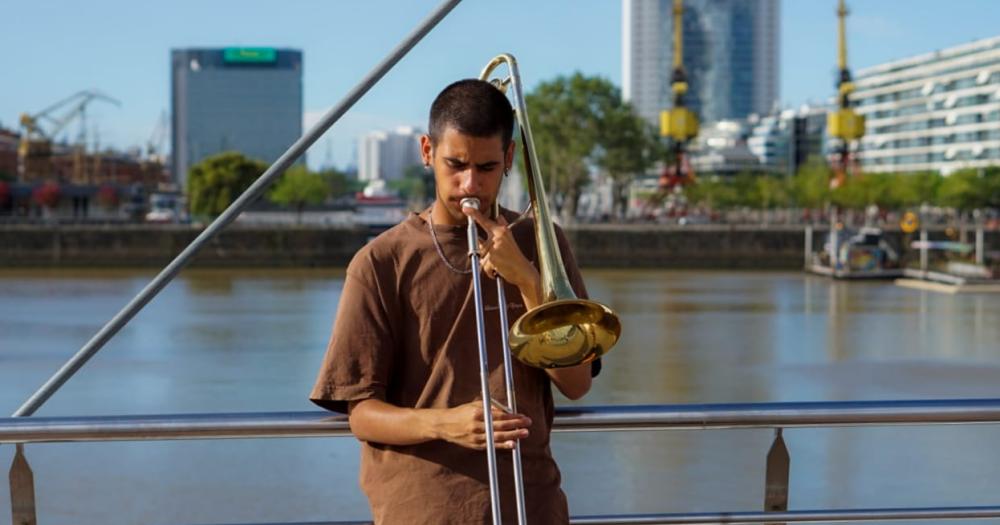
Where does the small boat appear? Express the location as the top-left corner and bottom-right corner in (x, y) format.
(807, 226), (904, 279)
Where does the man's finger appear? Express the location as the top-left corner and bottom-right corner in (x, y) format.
(492, 429), (529, 445)
(462, 205), (497, 234)
(493, 417), (531, 431)
(481, 257), (498, 279)
(478, 238), (494, 257)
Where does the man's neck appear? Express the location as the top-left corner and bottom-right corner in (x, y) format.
(430, 200), (462, 226)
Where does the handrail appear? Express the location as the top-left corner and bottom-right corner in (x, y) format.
(568, 507), (1000, 524)
(10, 400), (1000, 524)
(186, 506), (1000, 525)
(4, 398), (1000, 444)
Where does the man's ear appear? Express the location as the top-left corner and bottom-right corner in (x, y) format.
(420, 134), (433, 165)
(504, 139), (516, 172)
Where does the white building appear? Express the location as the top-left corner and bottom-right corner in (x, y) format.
(689, 120), (761, 176)
(622, 0), (780, 128)
(357, 126), (423, 182)
(747, 105), (828, 175)
(852, 35), (1000, 174)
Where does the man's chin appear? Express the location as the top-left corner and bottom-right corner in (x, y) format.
(450, 198), (494, 213)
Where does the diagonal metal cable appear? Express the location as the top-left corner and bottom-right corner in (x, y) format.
(12, 0), (464, 418)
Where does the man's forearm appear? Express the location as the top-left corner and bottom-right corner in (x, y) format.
(546, 364), (592, 400)
(349, 397), (533, 449)
(348, 398), (441, 445)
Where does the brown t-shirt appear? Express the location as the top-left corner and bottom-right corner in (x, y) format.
(310, 208), (589, 525)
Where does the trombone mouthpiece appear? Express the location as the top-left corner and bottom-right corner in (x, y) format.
(460, 197), (480, 210)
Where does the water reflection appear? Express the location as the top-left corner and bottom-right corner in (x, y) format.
(1, 269), (999, 523)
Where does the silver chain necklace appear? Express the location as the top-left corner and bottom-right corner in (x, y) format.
(427, 205), (472, 275)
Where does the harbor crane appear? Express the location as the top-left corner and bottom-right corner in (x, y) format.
(658, 0), (699, 191)
(17, 90), (121, 182)
(827, 0), (865, 188)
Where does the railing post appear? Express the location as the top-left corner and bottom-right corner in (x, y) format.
(9, 444), (37, 525)
(975, 225), (984, 266)
(804, 225), (813, 268)
(920, 228), (929, 272)
(764, 428), (790, 525)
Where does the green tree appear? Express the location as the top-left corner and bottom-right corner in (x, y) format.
(904, 171), (942, 207)
(187, 151), (267, 217)
(754, 175), (792, 209)
(792, 156), (831, 209)
(831, 173), (886, 210)
(982, 167), (1000, 209)
(685, 177), (739, 210)
(527, 73), (656, 221)
(937, 168), (989, 211)
(728, 173), (755, 208)
(596, 102), (662, 219)
(317, 168), (353, 198)
(268, 165), (331, 224)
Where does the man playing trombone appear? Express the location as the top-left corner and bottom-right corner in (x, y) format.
(311, 78), (597, 524)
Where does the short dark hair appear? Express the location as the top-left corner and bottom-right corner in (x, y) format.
(428, 79), (514, 149)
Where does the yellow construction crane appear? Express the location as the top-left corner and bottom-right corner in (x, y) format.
(827, 0), (865, 187)
(17, 90), (121, 182)
(658, 0), (699, 190)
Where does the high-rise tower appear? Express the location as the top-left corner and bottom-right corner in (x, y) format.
(623, 0), (780, 127)
(171, 47), (303, 188)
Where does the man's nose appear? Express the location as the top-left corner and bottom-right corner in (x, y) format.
(459, 170), (482, 195)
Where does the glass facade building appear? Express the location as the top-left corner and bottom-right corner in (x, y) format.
(622, 0), (779, 127)
(853, 36), (1000, 174)
(171, 48), (303, 187)
(748, 106), (828, 175)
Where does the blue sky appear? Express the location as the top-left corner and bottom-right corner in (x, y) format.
(2, 0), (998, 169)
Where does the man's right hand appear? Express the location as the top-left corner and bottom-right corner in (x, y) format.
(433, 400), (531, 450)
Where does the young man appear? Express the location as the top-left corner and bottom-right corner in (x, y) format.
(310, 79), (595, 524)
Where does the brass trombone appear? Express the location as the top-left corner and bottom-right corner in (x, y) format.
(465, 53), (622, 525)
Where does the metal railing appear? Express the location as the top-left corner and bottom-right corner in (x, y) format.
(7, 399), (1000, 524)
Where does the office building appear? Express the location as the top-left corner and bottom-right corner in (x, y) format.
(357, 126), (423, 182)
(622, 0), (780, 127)
(748, 105), (828, 175)
(171, 47), (303, 187)
(852, 36), (1000, 174)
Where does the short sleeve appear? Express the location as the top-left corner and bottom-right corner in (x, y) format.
(310, 255), (398, 413)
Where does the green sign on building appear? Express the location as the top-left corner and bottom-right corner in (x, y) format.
(223, 47), (277, 64)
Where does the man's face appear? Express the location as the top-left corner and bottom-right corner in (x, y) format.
(421, 125), (514, 224)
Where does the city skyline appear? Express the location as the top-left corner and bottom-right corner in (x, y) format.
(3, 0), (999, 171)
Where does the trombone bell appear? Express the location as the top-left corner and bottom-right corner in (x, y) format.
(510, 299), (621, 368)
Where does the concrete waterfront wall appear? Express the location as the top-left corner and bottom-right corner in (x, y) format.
(0, 225), (371, 268)
(1, 224), (997, 269)
(567, 225), (810, 268)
